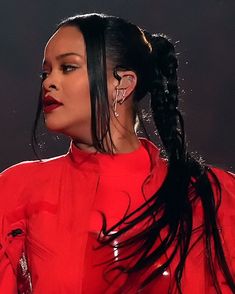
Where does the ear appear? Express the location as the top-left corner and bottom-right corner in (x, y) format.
(115, 71), (137, 101)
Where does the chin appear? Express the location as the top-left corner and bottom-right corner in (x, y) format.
(44, 120), (66, 135)
(45, 120), (91, 141)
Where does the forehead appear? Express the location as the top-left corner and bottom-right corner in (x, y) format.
(44, 26), (86, 58)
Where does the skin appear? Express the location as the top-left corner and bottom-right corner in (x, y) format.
(42, 26), (140, 153)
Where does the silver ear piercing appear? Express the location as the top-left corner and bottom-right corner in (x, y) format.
(113, 89), (126, 117)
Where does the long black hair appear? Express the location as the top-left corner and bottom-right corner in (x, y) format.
(33, 13), (235, 293)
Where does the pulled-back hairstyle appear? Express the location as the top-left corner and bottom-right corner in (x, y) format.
(33, 13), (235, 293)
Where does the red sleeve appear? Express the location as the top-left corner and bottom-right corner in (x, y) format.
(0, 169), (18, 293)
(0, 211), (17, 293)
(0, 163), (34, 293)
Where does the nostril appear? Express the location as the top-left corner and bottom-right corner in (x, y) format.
(49, 84), (57, 90)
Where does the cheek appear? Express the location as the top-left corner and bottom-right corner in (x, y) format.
(65, 79), (91, 117)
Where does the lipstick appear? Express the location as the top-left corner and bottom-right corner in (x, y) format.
(43, 96), (63, 113)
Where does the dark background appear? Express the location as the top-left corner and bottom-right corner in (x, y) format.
(0, 0), (234, 172)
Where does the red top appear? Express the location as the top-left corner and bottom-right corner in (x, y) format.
(0, 138), (234, 293)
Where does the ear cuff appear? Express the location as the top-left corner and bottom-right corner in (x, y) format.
(112, 89), (127, 117)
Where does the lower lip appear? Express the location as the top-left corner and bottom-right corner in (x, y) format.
(43, 104), (62, 113)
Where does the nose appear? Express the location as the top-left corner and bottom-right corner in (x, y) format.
(42, 72), (59, 92)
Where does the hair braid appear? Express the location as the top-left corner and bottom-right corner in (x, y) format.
(147, 34), (184, 162)
(145, 33), (235, 292)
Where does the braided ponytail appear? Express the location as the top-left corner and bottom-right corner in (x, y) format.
(148, 34), (185, 162)
(142, 33), (195, 291)
(145, 33), (235, 292)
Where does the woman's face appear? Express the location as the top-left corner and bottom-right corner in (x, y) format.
(42, 26), (99, 143)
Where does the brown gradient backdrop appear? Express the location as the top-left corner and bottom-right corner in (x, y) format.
(0, 0), (234, 172)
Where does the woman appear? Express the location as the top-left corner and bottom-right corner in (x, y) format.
(0, 13), (234, 293)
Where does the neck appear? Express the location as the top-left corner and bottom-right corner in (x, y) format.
(109, 123), (140, 153)
(73, 105), (139, 153)
(74, 124), (139, 154)
(73, 132), (140, 154)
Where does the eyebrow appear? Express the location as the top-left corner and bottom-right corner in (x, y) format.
(43, 52), (83, 66)
(56, 52), (83, 60)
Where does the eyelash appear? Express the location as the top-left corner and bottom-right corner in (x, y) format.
(61, 64), (78, 73)
(40, 72), (48, 81)
(40, 64), (79, 81)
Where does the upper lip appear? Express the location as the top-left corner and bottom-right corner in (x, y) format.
(43, 95), (63, 107)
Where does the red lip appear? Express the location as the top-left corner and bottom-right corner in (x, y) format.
(43, 95), (63, 113)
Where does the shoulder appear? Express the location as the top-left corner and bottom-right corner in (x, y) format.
(209, 168), (235, 263)
(139, 137), (167, 168)
(207, 167), (235, 219)
(208, 167), (235, 194)
(0, 154), (68, 181)
(0, 154), (69, 213)
(0, 154), (67, 176)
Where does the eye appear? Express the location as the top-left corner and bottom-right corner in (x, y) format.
(61, 64), (79, 73)
(40, 71), (49, 81)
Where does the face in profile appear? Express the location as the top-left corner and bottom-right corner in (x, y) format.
(42, 26), (93, 142)
(42, 25), (136, 149)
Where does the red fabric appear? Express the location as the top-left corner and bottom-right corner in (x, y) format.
(0, 138), (234, 293)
